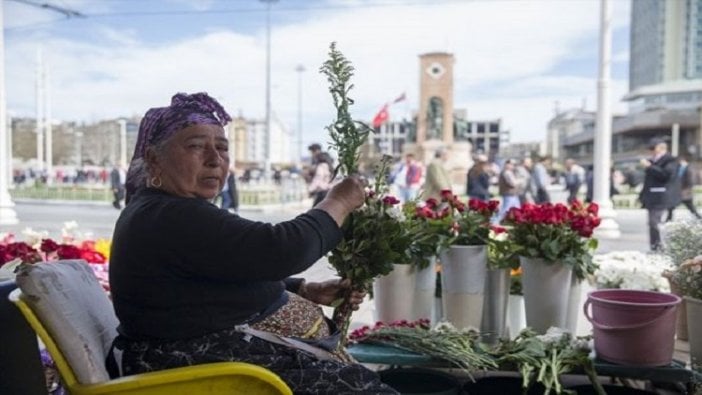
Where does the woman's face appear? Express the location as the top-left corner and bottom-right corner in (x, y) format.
(148, 123), (230, 199)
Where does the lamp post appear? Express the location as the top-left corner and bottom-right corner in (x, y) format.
(593, 0), (620, 238)
(118, 119), (127, 167)
(0, 1), (18, 224)
(295, 64), (305, 165)
(260, 0), (278, 182)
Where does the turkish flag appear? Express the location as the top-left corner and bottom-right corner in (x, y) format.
(372, 104), (389, 128)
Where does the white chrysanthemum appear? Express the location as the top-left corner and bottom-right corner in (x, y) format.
(432, 321), (457, 333)
(594, 251), (672, 292)
(490, 231), (508, 242)
(386, 206), (406, 222)
(536, 327), (568, 345)
(21, 227), (49, 248)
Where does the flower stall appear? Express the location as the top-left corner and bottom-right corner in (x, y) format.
(317, 44), (700, 393)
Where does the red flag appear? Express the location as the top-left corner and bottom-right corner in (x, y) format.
(392, 92), (406, 104)
(372, 104), (389, 128)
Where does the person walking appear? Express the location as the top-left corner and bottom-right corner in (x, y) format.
(495, 159), (521, 223)
(219, 168), (239, 213)
(421, 148), (451, 201)
(564, 158), (585, 204)
(515, 157), (534, 204)
(307, 143), (333, 207)
(532, 156), (552, 203)
(639, 138), (678, 251)
(397, 153), (423, 202)
(110, 163), (126, 210)
(466, 155), (491, 201)
(666, 155), (701, 221)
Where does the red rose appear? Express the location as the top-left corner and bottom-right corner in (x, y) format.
(80, 249), (107, 264)
(40, 239), (59, 253)
(440, 189), (453, 201)
(56, 244), (82, 260)
(382, 196), (400, 206)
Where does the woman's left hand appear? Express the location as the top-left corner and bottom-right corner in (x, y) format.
(300, 278), (366, 310)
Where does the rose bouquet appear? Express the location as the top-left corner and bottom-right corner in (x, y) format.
(0, 224), (110, 290)
(413, 190), (499, 250)
(503, 201), (601, 280)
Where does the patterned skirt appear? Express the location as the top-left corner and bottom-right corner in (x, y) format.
(119, 292), (398, 394)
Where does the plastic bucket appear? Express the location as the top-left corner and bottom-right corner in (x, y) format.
(379, 368), (461, 395)
(584, 289), (681, 366)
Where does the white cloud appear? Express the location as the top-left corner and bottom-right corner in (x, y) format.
(5, 0), (631, 152)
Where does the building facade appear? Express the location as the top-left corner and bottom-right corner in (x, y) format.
(630, 0), (702, 90)
(547, 0), (702, 172)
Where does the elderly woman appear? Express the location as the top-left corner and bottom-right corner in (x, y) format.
(109, 93), (397, 394)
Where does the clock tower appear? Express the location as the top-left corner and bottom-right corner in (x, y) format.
(417, 52), (454, 144)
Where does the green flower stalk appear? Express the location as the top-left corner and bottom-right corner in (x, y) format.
(320, 43), (409, 347)
(319, 42), (373, 179)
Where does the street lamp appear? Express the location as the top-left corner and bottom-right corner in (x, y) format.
(260, 0), (278, 182)
(593, 0), (620, 238)
(295, 64), (305, 165)
(0, 1), (18, 224)
(118, 119), (127, 167)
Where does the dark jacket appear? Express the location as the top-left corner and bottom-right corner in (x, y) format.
(225, 172), (239, 210)
(466, 170), (490, 201)
(110, 188), (342, 340)
(639, 153), (678, 210)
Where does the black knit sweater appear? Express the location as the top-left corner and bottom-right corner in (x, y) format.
(109, 188), (342, 340)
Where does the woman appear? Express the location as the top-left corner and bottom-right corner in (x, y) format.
(109, 93), (397, 394)
(466, 159), (491, 201)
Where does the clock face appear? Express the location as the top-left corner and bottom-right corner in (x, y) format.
(425, 62), (446, 79)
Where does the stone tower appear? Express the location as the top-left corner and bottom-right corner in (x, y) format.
(417, 52), (455, 145)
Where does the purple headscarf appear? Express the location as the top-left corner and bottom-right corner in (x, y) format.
(125, 92), (232, 202)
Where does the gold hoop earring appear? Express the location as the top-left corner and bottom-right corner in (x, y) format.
(150, 176), (162, 188)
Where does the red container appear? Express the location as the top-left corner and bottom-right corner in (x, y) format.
(584, 289), (681, 367)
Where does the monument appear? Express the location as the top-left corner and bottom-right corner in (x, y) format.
(408, 52), (472, 187)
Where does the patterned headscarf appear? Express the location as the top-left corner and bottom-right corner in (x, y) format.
(125, 92), (232, 202)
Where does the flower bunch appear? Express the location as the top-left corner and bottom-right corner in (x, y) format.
(414, 190), (499, 249)
(0, 231), (107, 268)
(350, 319), (497, 376)
(493, 328), (603, 395)
(0, 224), (110, 291)
(504, 201), (601, 280)
(320, 43), (414, 345)
(661, 219), (702, 266)
(668, 255), (702, 300)
(593, 251), (672, 292)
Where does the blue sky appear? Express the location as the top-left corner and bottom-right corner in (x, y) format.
(5, 0), (632, 151)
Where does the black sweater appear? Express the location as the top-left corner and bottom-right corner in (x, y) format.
(109, 188), (342, 340)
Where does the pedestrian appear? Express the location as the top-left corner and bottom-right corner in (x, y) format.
(639, 137), (678, 251)
(564, 158), (585, 204)
(515, 157), (535, 204)
(397, 153), (423, 202)
(495, 159), (521, 223)
(532, 156), (552, 203)
(110, 163), (126, 210)
(421, 147), (452, 201)
(466, 155), (491, 201)
(666, 155), (701, 221)
(219, 167), (239, 213)
(307, 143), (333, 207)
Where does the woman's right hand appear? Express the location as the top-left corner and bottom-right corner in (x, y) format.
(316, 175), (366, 226)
